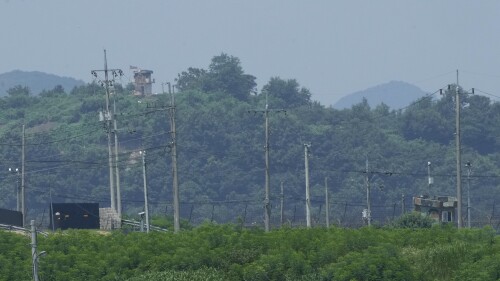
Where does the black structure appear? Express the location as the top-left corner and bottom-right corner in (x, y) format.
(0, 208), (23, 227)
(50, 203), (100, 230)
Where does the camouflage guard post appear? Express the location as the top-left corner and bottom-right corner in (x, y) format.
(413, 195), (458, 223)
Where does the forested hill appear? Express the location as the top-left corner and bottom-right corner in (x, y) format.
(333, 81), (427, 109)
(1, 53), (500, 228)
(0, 70), (84, 97)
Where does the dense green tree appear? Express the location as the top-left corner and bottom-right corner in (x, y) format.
(400, 96), (451, 143)
(261, 77), (311, 108)
(175, 67), (208, 92)
(7, 85), (30, 97)
(40, 85), (66, 98)
(5, 85), (33, 108)
(203, 53), (256, 100)
(175, 54), (256, 101)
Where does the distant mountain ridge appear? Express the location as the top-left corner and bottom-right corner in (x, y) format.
(0, 70), (84, 96)
(333, 81), (427, 109)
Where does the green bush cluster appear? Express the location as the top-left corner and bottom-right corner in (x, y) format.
(0, 224), (498, 281)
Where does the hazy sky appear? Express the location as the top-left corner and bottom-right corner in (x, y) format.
(1, 0), (499, 105)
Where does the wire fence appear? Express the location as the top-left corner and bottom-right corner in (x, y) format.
(19, 195), (500, 233)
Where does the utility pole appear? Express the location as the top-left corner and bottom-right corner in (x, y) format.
(280, 181), (284, 227)
(427, 161), (433, 194)
(455, 70), (463, 229)
(325, 177), (330, 228)
(113, 96), (122, 218)
(31, 220), (38, 281)
(91, 49), (123, 213)
(365, 157), (371, 226)
(264, 103), (271, 232)
(466, 162), (472, 228)
(21, 124), (25, 227)
(249, 93), (286, 232)
(169, 84), (180, 233)
(9, 167), (20, 212)
(304, 143), (311, 228)
(49, 188), (54, 232)
(141, 151), (150, 233)
(401, 194), (405, 215)
(31, 220), (45, 281)
(149, 83), (180, 233)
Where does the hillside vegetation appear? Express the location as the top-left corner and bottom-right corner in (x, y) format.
(0, 53), (500, 228)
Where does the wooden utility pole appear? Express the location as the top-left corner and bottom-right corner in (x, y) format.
(304, 143), (311, 228)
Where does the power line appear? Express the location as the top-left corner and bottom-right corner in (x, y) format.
(472, 88), (500, 100)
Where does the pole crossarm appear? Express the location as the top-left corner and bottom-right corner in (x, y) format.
(91, 69), (124, 87)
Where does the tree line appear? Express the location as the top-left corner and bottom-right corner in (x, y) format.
(0, 53), (499, 228)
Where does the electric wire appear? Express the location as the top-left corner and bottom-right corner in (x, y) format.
(472, 88), (500, 100)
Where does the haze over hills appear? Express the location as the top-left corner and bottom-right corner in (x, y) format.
(0, 70), (430, 110)
(0, 70), (85, 96)
(333, 81), (428, 110)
